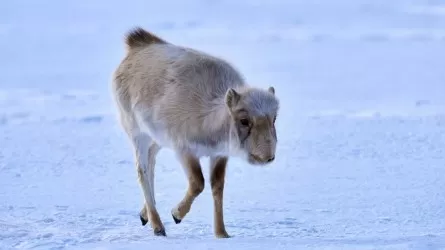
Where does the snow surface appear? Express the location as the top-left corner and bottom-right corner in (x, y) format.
(1, 0), (445, 249)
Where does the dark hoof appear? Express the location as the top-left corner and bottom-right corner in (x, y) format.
(139, 214), (148, 226)
(172, 214), (181, 224)
(154, 228), (166, 236)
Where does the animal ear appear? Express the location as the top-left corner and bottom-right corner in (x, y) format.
(225, 88), (240, 109)
(268, 86), (275, 95)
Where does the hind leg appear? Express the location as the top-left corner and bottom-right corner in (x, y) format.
(120, 114), (164, 235)
(132, 134), (165, 236)
(113, 91), (164, 235)
(139, 143), (161, 227)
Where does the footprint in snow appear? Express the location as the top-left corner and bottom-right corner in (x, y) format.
(79, 115), (103, 123)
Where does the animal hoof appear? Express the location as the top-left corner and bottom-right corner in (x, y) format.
(139, 213), (148, 226)
(216, 232), (231, 238)
(172, 214), (182, 224)
(154, 228), (167, 236)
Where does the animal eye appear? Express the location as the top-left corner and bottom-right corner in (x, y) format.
(273, 116), (277, 123)
(240, 118), (250, 127)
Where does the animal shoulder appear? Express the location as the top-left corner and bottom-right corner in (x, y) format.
(168, 48), (245, 90)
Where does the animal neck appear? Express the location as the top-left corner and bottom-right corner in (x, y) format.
(200, 97), (241, 157)
(227, 121), (243, 157)
(218, 107), (243, 158)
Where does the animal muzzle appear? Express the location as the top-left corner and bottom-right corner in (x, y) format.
(249, 148), (275, 164)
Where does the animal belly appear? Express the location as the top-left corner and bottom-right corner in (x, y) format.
(135, 113), (174, 148)
(135, 113), (229, 157)
(187, 141), (229, 157)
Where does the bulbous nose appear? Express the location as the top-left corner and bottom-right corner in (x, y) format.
(267, 156), (275, 162)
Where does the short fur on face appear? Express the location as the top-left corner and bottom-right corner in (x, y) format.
(225, 86), (279, 165)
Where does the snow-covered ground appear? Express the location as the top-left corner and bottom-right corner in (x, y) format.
(1, 0), (445, 249)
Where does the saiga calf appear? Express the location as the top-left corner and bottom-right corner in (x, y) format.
(111, 27), (280, 238)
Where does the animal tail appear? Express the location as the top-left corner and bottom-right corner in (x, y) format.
(125, 27), (167, 50)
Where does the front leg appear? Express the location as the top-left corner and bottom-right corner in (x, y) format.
(210, 156), (230, 238)
(171, 153), (205, 223)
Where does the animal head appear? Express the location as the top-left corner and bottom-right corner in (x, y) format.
(225, 86), (279, 165)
